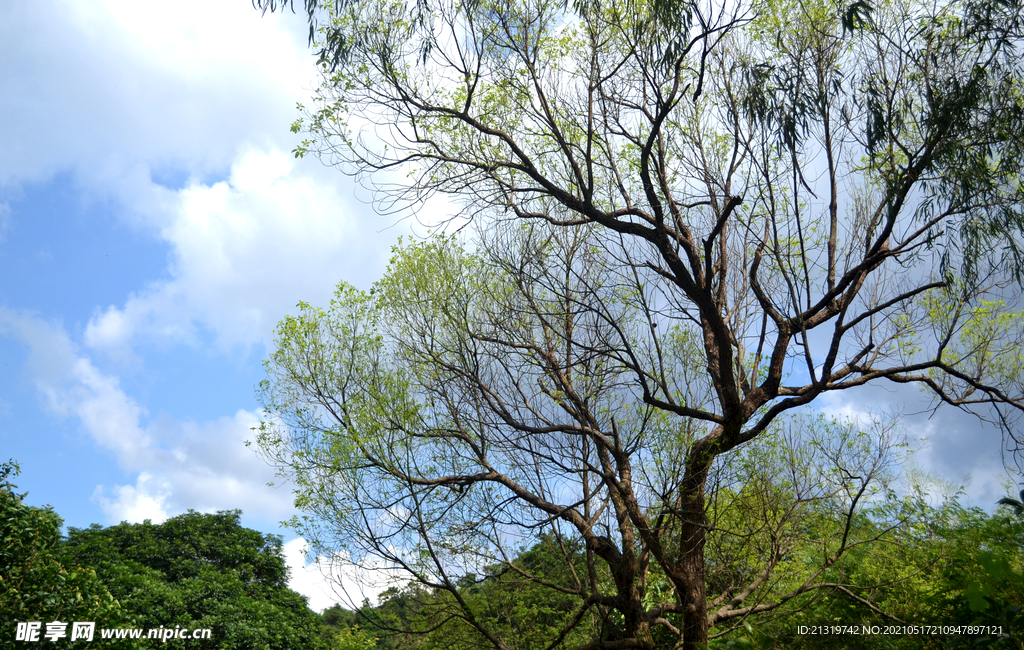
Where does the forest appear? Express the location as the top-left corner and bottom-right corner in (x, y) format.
(3, 458), (1023, 648)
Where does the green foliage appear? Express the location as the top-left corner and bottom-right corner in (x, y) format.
(356, 585), (434, 650)
(948, 551), (1024, 649)
(1, 460), (131, 648)
(932, 503), (1024, 650)
(747, 492), (1024, 650)
(423, 537), (598, 650)
(341, 537), (599, 650)
(62, 510), (330, 650)
(326, 625), (379, 650)
(701, 622), (773, 650)
(321, 606), (379, 650)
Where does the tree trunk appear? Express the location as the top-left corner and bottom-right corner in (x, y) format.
(622, 582), (656, 649)
(674, 465), (711, 650)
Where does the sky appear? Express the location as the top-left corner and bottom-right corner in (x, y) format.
(0, 0), (1018, 614)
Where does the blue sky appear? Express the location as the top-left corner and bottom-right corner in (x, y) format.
(0, 0), (1017, 612)
(0, 0), (415, 609)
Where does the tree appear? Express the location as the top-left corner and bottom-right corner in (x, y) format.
(62, 510), (330, 650)
(254, 0), (1024, 646)
(259, 232), (914, 649)
(0, 461), (131, 649)
(322, 605), (379, 650)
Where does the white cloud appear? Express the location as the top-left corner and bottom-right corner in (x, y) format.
(84, 147), (392, 357)
(60, 356), (154, 466)
(1, 1), (436, 362)
(93, 472), (171, 524)
(0, 0), (314, 191)
(816, 398), (878, 428)
(283, 538), (343, 613)
(283, 538), (404, 613)
(0, 0), (432, 533)
(0, 308), (293, 523)
(815, 385), (1014, 507)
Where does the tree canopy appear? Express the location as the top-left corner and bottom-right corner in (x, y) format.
(62, 510), (332, 650)
(3, 461), (362, 650)
(254, 0), (1024, 647)
(1, 461), (132, 649)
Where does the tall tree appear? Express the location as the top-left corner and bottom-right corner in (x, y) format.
(255, 0), (1024, 647)
(259, 232), (916, 649)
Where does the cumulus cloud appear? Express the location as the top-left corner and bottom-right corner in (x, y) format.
(0, 0), (424, 533)
(283, 538), (404, 613)
(283, 538), (343, 613)
(0, 308), (293, 523)
(84, 148), (392, 358)
(0, 0), (313, 191)
(93, 472), (172, 524)
(2, 1), (439, 363)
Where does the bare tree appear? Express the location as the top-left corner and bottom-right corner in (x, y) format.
(254, 0), (1024, 647)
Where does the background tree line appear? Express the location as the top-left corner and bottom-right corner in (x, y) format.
(322, 470), (1024, 650)
(3, 459), (1023, 649)
(0, 460), (374, 650)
